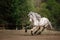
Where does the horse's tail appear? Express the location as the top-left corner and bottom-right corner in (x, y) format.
(48, 21), (54, 30)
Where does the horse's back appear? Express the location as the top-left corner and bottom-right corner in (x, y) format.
(38, 17), (49, 26)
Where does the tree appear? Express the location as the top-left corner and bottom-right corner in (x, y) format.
(0, 0), (12, 24)
(11, 0), (36, 29)
(46, 0), (60, 30)
(33, 0), (60, 30)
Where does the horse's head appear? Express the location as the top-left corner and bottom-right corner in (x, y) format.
(28, 11), (34, 23)
(28, 11), (41, 22)
(28, 11), (34, 17)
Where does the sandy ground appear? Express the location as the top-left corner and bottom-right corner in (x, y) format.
(0, 29), (60, 40)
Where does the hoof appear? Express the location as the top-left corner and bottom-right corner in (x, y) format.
(31, 31), (33, 35)
(25, 30), (27, 32)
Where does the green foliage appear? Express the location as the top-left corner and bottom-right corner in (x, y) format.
(11, 0), (36, 26)
(38, 3), (51, 18)
(46, 0), (60, 30)
(33, 0), (60, 30)
(26, 0), (35, 11)
(11, 0), (28, 25)
(0, 0), (36, 27)
(0, 0), (12, 24)
(0, 0), (60, 30)
(46, 0), (60, 26)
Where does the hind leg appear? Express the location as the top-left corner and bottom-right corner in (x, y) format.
(31, 26), (39, 35)
(36, 26), (45, 35)
(37, 24), (48, 35)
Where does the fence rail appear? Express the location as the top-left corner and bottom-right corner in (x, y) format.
(0, 24), (23, 30)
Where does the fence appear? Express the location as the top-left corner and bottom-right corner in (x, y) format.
(0, 24), (23, 30)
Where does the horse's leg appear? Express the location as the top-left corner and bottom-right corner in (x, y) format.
(36, 26), (45, 35)
(25, 27), (27, 32)
(34, 27), (40, 34)
(31, 26), (39, 35)
(31, 27), (35, 35)
(31, 27), (37, 35)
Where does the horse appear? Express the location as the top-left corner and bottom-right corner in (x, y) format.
(28, 11), (53, 35)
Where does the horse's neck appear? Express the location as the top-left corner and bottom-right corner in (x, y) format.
(33, 17), (39, 24)
(35, 15), (41, 21)
(30, 14), (40, 26)
(33, 17), (38, 21)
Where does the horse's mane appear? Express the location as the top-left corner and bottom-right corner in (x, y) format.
(34, 13), (41, 21)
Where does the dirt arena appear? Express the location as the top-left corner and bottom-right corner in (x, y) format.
(0, 29), (60, 40)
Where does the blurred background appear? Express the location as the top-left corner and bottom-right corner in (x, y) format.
(0, 0), (60, 31)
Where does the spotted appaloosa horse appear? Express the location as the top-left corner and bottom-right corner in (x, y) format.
(28, 11), (53, 35)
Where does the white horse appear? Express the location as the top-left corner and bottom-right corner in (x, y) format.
(28, 11), (53, 35)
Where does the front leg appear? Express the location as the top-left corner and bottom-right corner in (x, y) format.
(31, 27), (37, 35)
(25, 27), (27, 32)
(31, 26), (39, 35)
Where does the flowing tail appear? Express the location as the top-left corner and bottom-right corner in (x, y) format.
(49, 22), (54, 30)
